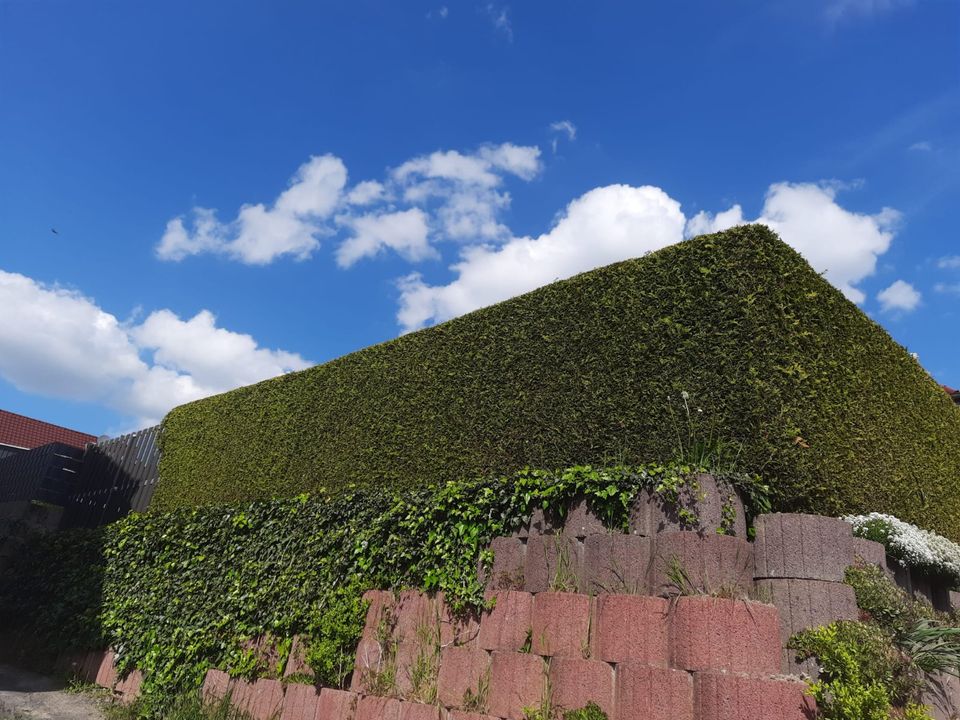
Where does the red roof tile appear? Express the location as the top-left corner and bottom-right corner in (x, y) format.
(944, 385), (959, 396)
(0, 409), (96, 450)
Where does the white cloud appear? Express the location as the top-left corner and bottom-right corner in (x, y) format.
(396, 178), (903, 331)
(938, 256), (960, 269)
(935, 283), (960, 295)
(685, 182), (900, 303)
(550, 120), (577, 141)
(345, 181), (386, 206)
(877, 279), (922, 313)
(485, 4), (513, 41)
(157, 154), (347, 264)
(161, 143), (543, 266)
(397, 184), (685, 331)
(336, 209), (434, 267)
(388, 143), (542, 244)
(825, 0), (914, 23)
(909, 141), (933, 152)
(684, 205), (745, 237)
(549, 120), (577, 153)
(0, 269), (310, 428)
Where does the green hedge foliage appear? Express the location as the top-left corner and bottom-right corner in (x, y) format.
(0, 464), (741, 717)
(155, 225), (960, 539)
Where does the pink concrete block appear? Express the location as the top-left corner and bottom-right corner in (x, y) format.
(615, 663), (693, 720)
(231, 679), (255, 714)
(488, 651), (545, 720)
(248, 678), (285, 720)
(95, 651), (117, 688)
(202, 669), (232, 702)
(81, 650), (105, 683)
(755, 577), (857, 673)
(648, 532), (754, 598)
(351, 635), (386, 693)
(693, 671), (815, 720)
(484, 537), (527, 591)
(548, 657), (614, 717)
(395, 640), (440, 699)
(923, 671), (960, 720)
(445, 712), (501, 720)
(394, 590), (438, 646)
(563, 498), (608, 538)
(436, 646), (491, 710)
(669, 597), (781, 674)
(115, 669), (143, 703)
(316, 689), (358, 720)
(852, 537), (888, 573)
(398, 701), (442, 720)
(591, 594), (668, 665)
(477, 591), (533, 652)
(438, 593), (481, 648)
(284, 636), (314, 680)
(363, 589), (394, 627)
(582, 534), (652, 595)
(754, 513), (853, 582)
(628, 475), (746, 538)
(280, 683), (320, 720)
(524, 533), (583, 593)
(355, 695), (401, 720)
(531, 592), (591, 658)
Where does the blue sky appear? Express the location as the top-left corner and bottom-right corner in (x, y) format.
(1, 0), (958, 436)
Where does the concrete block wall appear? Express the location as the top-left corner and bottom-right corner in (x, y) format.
(51, 477), (960, 719)
(202, 590), (813, 720)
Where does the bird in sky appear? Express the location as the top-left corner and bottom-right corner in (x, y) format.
(50, 228), (59, 235)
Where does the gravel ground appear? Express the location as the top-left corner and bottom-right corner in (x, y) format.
(0, 664), (105, 720)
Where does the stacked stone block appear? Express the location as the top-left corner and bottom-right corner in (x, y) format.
(752, 514), (858, 674)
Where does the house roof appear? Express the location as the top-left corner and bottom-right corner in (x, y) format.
(0, 409), (97, 451)
(944, 385), (959, 396)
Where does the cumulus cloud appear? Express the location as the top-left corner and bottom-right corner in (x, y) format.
(0, 269), (310, 428)
(336, 209), (434, 267)
(684, 182), (900, 303)
(396, 179), (903, 331)
(909, 141), (933, 152)
(938, 256), (960, 270)
(877, 279), (922, 313)
(157, 154), (347, 264)
(160, 143), (542, 264)
(397, 185), (685, 331)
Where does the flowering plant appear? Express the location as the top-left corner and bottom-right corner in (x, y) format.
(843, 512), (960, 587)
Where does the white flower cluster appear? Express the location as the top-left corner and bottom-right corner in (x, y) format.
(842, 511), (960, 583)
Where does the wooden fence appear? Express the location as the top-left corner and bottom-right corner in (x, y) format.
(0, 442), (85, 505)
(62, 425), (161, 528)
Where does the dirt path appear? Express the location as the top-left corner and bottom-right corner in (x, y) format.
(0, 664), (104, 720)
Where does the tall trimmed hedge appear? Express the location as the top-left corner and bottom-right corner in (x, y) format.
(156, 225), (960, 539)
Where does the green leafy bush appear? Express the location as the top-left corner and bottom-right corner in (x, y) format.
(154, 225), (960, 540)
(563, 702), (608, 720)
(844, 561), (939, 637)
(0, 464), (733, 718)
(789, 621), (928, 720)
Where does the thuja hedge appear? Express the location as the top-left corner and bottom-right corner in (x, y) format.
(0, 464), (750, 716)
(156, 225), (960, 539)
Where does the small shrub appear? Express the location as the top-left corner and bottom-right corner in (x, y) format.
(844, 561), (938, 636)
(563, 702), (608, 720)
(789, 621), (926, 719)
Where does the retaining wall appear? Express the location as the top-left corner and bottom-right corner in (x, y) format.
(35, 476), (960, 719)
